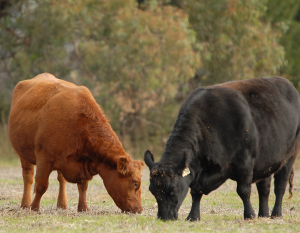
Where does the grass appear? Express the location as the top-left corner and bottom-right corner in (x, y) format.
(0, 166), (299, 233)
(1, 124), (300, 232)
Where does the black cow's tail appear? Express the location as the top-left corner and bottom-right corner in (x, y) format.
(288, 167), (294, 199)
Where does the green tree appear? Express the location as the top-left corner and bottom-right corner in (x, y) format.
(77, 0), (200, 155)
(266, 0), (300, 90)
(178, 0), (285, 85)
(0, 0), (200, 157)
(1, 0), (199, 107)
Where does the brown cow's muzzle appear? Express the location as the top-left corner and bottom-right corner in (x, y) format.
(122, 205), (143, 214)
(133, 206), (143, 214)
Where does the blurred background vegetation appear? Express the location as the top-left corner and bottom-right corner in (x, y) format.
(0, 0), (300, 163)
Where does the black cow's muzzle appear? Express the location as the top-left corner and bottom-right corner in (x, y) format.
(158, 211), (178, 221)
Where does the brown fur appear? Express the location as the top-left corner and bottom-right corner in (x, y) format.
(8, 73), (144, 213)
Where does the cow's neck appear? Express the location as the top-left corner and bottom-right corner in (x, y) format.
(159, 117), (203, 187)
(88, 118), (128, 161)
(97, 162), (113, 178)
(160, 131), (201, 165)
(96, 162), (120, 189)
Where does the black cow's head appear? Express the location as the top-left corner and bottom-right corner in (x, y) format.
(144, 150), (191, 220)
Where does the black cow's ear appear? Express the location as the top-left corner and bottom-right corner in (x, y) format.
(144, 150), (155, 170)
(176, 151), (190, 176)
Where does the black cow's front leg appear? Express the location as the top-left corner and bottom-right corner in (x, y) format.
(237, 179), (255, 219)
(256, 176), (271, 217)
(186, 190), (203, 221)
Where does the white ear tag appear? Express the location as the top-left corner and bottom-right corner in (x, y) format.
(182, 167), (190, 177)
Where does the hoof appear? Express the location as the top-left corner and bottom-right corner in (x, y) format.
(29, 205), (39, 211)
(244, 214), (255, 220)
(186, 216), (200, 221)
(77, 208), (90, 212)
(271, 214), (283, 219)
(258, 214), (270, 218)
(57, 205), (68, 210)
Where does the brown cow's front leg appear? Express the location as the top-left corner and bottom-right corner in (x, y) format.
(77, 180), (89, 212)
(57, 171), (68, 209)
(186, 190), (203, 221)
(30, 158), (53, 211)
(20, 157), (34, 209)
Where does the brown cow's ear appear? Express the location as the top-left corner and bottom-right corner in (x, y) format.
(135, 161), (145, 170)
(117, 156), (131, 176)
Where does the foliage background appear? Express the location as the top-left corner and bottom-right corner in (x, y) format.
(1, 0), (300, 160)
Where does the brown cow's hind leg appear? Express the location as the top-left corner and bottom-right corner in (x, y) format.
(77, 180), (89, 212)
(30, 158), (53, 211)
(20, 157), (34, 208)
(57, 171), (68, 209)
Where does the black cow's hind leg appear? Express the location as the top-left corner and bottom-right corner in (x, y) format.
(236, 175), (255, 219)
(256, 176), (271, 217)
(271, 160), (294, 218)
(186, 190), (203, 221)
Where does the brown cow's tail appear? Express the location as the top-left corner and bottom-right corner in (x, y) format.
(288, 167), (294, 199)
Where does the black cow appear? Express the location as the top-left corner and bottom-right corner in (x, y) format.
(144, 77), (300, 221)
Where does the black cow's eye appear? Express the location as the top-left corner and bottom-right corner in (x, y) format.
(167, 187), (176, 196)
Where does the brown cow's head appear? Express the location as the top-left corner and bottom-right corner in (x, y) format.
(101, 156), (144, 213)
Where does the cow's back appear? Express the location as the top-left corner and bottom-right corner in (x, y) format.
(8, 73), (93, 164)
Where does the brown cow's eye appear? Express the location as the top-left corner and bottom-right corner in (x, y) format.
(133, 182), (139, 189)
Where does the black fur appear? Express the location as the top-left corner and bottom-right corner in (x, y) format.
(144, 77), (300, 220)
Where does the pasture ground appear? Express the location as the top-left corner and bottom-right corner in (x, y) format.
(0, 163), (300, 233)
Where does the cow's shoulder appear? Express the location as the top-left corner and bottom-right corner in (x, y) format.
(179, 85), (246, 120)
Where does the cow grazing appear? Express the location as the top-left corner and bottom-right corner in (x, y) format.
(8, 73), (144, 213)
(144, 77), (300, 220)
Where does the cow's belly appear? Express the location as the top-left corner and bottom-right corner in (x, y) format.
(58, 159), (95, 183)
(252, 165), (280, 183)
(252, 139), (297, 182)
(252, 154), (292, 183)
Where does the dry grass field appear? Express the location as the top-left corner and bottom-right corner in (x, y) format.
(0, 162), (300, 233)
(1, 122), (300, 232)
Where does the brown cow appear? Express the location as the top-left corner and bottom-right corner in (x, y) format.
(8, 73), (144, 213)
